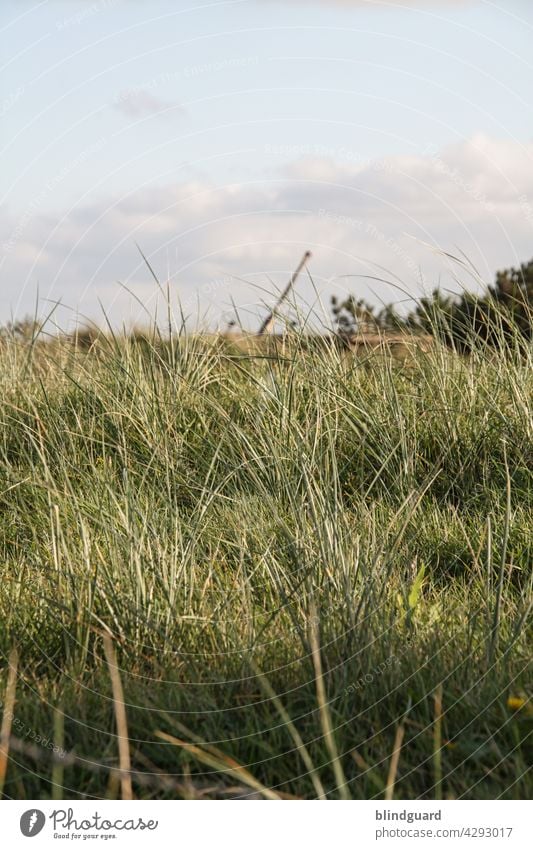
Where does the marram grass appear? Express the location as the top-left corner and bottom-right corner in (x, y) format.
(0, 325), (531, 799)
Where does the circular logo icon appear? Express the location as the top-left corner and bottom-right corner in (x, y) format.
(20, 810), (46, 837)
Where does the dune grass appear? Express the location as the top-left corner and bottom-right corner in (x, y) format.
(0, 323), (531, 799)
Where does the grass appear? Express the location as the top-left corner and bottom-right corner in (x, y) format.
(0, 319), (531, 799)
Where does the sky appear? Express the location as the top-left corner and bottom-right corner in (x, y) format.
(1, 0), (533, 330)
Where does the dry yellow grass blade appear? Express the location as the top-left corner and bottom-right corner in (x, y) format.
(251, 664), (327, 799)
(155, 730), (283, 800)
(350, 749), (385, 795)
(308, 603), (350, 800)
(103, 634), (133, 800)
(52, 707), (64, 801)
(433, 682), (444, 801)
(0, 648), (19, 797)
(385, 722), (406, 801)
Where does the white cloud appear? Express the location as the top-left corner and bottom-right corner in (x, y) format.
(284, 0), (471, 7)
(1, 135), (533, 330)
(113, 89), (185, 120)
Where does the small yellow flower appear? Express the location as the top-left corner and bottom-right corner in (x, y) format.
(507, 696), (527, 711)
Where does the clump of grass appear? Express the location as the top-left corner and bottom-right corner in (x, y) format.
(0, 303), (531, 799)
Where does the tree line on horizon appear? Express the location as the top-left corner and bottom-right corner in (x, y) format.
(331, 258), (533, 351)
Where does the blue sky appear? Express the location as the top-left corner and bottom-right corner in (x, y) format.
(2, 0), (533, 328)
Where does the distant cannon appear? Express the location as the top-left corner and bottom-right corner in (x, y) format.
(257, 251), (312, 335)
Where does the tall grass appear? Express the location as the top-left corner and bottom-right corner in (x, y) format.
(0, 312), (531, 799)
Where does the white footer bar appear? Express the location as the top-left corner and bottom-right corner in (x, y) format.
(1, 800), (528, 848)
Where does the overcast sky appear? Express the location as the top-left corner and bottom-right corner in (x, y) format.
(2, 0), (533, 329)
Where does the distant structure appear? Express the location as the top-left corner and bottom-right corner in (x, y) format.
(257, 251), (312, 335)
